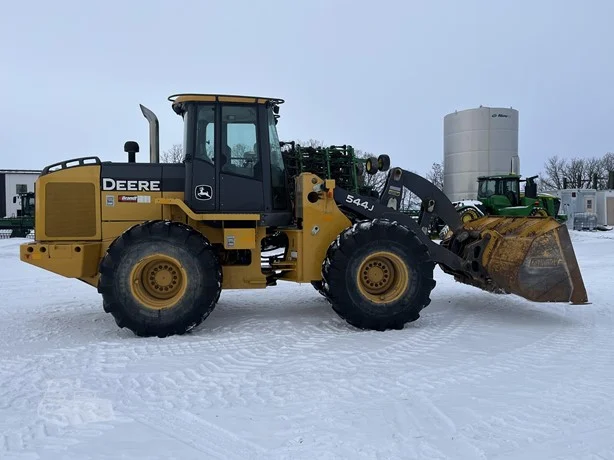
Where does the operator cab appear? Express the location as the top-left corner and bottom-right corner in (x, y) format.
(477, 175), (520, 206)
(12, 192), (35, 217)
(169, 94), (291, 226)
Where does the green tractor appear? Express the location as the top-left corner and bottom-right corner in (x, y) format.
(454, 174), (566, 224)
(0, 192), (36, 238)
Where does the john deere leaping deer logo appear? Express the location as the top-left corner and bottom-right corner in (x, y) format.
(195, 185), (213, 201)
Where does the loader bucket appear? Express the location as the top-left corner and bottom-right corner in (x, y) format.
(454, 216), (588, 304)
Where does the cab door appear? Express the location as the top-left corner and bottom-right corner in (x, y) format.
(217, 104), (265, 213)
(185, 104), (216, 213)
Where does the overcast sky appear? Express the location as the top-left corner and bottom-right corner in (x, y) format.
(1, 0), (612, 178)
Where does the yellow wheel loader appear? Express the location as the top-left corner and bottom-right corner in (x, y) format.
(20, 94), (588, 337)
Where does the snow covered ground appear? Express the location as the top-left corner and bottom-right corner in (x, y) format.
(1, 231), (613, 460)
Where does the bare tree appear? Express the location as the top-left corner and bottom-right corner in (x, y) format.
(563, 157), (588, 188)
(584, 156), (606, 188)
(231, 143), (249, 156)
(540, 155), (567, 190)
(536, 173), (551, 193)
(426, 161), (444, 190)
(292, 139), (325, 149)
(161, 144), (183, 163)
(353, 149), (422, 210)
(602, 152), (614, 174)
(540, 152), (614, 190)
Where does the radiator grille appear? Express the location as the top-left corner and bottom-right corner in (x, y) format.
(45, 183), (97, 237)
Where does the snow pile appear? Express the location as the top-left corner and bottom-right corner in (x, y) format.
(0, 232), (613, 459)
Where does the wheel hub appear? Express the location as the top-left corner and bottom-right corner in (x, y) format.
(145, 262), (181, 298)
(361, 259), (393, 294)
(357, 251), (410, 304)
(130, 254), (187, 309)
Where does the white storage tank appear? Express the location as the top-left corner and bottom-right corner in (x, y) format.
(443, 106), (520, 202)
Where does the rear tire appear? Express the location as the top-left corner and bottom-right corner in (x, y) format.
(530, 208), (549, 217)
(459, 206), (482, 223)
(98, 220), (222, 337)
(322, 219), (436, 331)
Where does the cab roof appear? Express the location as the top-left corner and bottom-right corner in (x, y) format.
(168, 93), (284, 114)
(477, 173), (520, 180)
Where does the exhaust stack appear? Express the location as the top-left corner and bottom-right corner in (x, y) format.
(139, 104), (159, 163)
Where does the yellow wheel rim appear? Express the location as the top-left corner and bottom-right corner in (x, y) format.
(130, 254), (188, 310)
(356, 251), (410, 304)
(461, 209), (479, 223)
(534, 209), (548, 217)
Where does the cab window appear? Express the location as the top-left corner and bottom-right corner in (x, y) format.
(478, 180), (496, 197)
(503, 179), (519, 195)
(222, 105), (260, 179)
(195, 105), (215, 164)
(268, 107), (287, 209)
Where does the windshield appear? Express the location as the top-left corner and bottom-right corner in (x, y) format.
(268, 111), (284, 172)
(503, 179), (519, 195)
(182, 108), (190, 161)
(268, 108), (287, 209)
(478, 179), (497, 198)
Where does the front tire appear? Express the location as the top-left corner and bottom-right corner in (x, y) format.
(98, 220), (222, 337)
(322, 219), (436, 331)
(311, 280), (327, 297)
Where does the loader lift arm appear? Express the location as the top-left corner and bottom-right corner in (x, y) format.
(379, 167), (463, 234)
(331, 167), (588, 305)
(332, 169), (465, 272)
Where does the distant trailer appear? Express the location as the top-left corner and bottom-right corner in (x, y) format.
(595, 190), (614, 226)
(543, 188), (614, 229)
(0, 169), (41, 218)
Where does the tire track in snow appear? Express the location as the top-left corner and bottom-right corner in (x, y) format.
(1, 252), (607, 459)
(395, 297), (588, 392)
(453, 311), (614, 459)
(208, 310), (478, 405)
(78, 300), (479, 409)
(0, 352), (116, 458)
(0, 302), (578, 460)
(20, 293), (549, 457)
(374, 394), (487, 460)
(0, 342), (270, 458)
(352, 296), (595, 458)
(0, 297), (476, 456)
(385, 301), (612, 459)
(131, 409), (267, 459)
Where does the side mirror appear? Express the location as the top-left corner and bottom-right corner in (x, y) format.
(12, 196), (16, 203)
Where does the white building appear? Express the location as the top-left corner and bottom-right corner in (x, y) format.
(544, 188), (614, 229)
(555, 189), (596, 217)
(0, 170), (41, 218)
(595, 190), (614, 226)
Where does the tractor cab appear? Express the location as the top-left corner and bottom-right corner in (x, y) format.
(169, 94), (292, 226)
(477, 174), (521, 207)
(12, 192), (35, 217)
